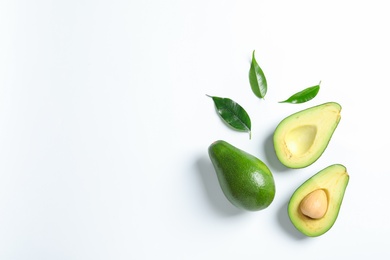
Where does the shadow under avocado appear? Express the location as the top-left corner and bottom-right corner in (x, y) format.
(277, 200), (307, 240)
(195, 156), (244, 217)
(263, 132), (290, 173)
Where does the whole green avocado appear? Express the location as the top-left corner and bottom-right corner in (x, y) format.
(208, 140), (276, 211)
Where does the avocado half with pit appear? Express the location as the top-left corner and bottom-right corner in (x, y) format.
(273, 102), (341, 168)
(288, 164), (349, 237)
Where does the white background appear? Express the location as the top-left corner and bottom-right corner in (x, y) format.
(0, 0), (389, 259)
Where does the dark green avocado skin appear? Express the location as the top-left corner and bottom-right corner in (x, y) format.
(208, 140), (275, 211)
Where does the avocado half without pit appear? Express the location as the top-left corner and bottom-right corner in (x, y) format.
(288, 164), (349, 237)
(273, 102), (342, 168)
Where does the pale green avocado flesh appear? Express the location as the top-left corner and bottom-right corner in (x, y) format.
(273, 102), (341, 168)
(208, 140), (275, 211)
(288, 164), (349, 237)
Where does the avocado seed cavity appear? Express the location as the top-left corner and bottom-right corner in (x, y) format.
(299, 189), (328, 219)
(285, 125), (317, 156)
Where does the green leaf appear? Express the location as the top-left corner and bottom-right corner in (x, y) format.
(207, 95), (252, 139)
(279, 83), (321, 104)
(249, 50), (267, 99)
